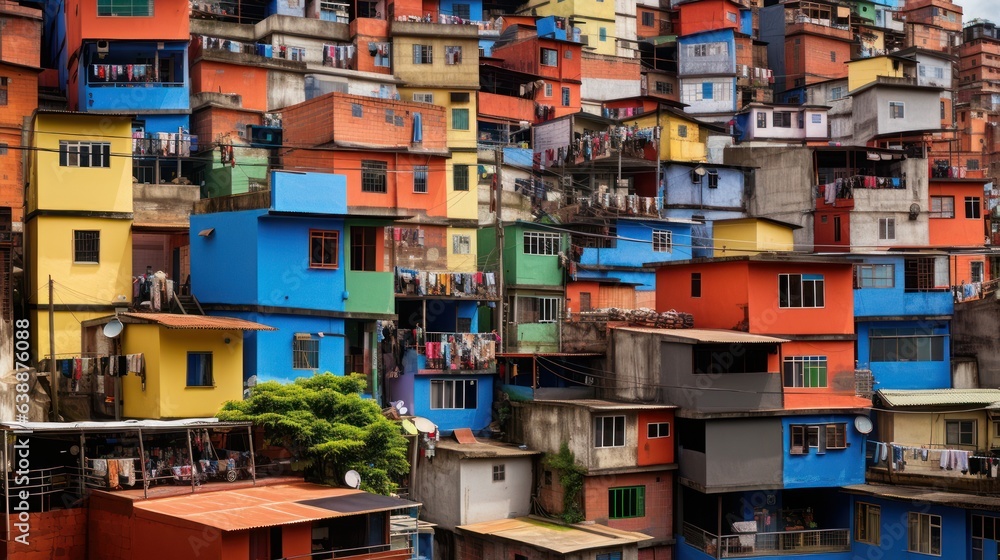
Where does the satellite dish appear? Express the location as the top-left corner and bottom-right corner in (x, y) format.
(854, 416), (874, 434)
(413, 417), (436, 434)
(401, 419), (418, 435)
(103, 318), (124, 339)
(344, 470), (362, 489)
(398, 407), (408, 415)
(393, 400), (405, 411)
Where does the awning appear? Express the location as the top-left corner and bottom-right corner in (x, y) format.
(876, 389), (1000, 408)
(457, 517), (651, 554)
(613, 327), (787, 344)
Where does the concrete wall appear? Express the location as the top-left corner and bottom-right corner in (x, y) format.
(846, 157), (929, 250)
(680, 77), (736, 114)
(661, 164), (746, 212)
(853, 86), (942, 143)
(723, 146), (815, 250)
(952, 296), (1000, 388)
(413, 447), (462, 530)
(679, 418), (783, 492)
(660, 340), (784, 412)
(678, 30), (736, 76)
(609, 328), (663, 402)
(461, 457), (534, 526)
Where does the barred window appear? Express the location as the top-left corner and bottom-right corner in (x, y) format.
(361, 160), (387, 193)
(413, 45), (433, 64)
(293, 335), (319, 369)
(523, 231), (561, 255)
(98, 0), (152, 16)
(74, 230), (100, 263)
(453, 164), (469, 191)
(413, 165), (428, 193)
(60, 141), (111, 168)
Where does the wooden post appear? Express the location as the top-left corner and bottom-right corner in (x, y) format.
(186, 429), (196, 493)
(49, 276), (58, 420)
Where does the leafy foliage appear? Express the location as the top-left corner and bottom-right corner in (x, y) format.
(219, 373), (409, 495)
(543, 443), (585, 524)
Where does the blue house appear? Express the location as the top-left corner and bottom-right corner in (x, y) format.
(660, 162), (750, 258)
(852, 253), (953, 390)
(189, 170), (397, 396)
(677, 29), (738, 116)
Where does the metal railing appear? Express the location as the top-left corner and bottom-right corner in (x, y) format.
(578, 193), (661, 216)
(422, 332), (497, 372)
(282, 543), (408, 559)
(855, 369), (874, 398)
(683, 523), (850, 558)
(954, 279), (999, 302)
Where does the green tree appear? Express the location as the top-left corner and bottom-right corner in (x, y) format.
(218, 373), (409, 495)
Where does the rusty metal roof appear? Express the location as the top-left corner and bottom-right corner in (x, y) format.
(457, 517), (651, 554)
(132, 482), (419, 532)
(532, 399), (677, 411)
(614, 327), (787, 344)
(119, 312), (276, 331)
(436, 439), (541, 459)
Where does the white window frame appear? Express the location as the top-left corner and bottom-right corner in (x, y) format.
(878, 217), (896, 241)
(59, 140), (111, 168)
(544, 83), (553, 97)
(430, 379), (477, 410)
(452, 234), (471, 255)
(523, 231), (561, 255)
(907, 512), (942, 556)
(930, 195), (954, 218)
(855, 264), (894, 288)
(783, 356), (828, 388)
(652, 230), (672, 253)
(492, 463), (505, 482)
(594, 415), (626, 448)
(412, 92), (434, 103)
(540, 48), (558, 66)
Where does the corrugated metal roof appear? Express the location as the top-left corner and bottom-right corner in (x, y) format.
(120, 313), (276, 331)
(532, 399), (677, 411)
(436, 439), (541, 458)
(843, 484), (1000, 511)
(614, 327), (788, 344)
(876, 389), (1000, 408)
(0, 418), (248, 432)
(132, 482), (419, 532)
(457, 517), (651, 554)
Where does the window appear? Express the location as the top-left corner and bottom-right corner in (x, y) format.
(0, 143), (6, 155)
(74, 231), (100, 263)
(642, 11), (655, 26)
(908, 513), (941, 555)
(691, 169), (702, 185)
(561, 87), (570, 107)
(833, 215), (842, 242)
(596, 554), (623, 560)
(655, 81), (672, 94)
(454, 164), (469, 191)
(293, 335), (319, 369)
(707, 170), (719, 188)
(445, 46), (462, 65)
(856, 503), (881, 545)
(702, 82), (713, 100)
(727, 11), (737, 22)
(830, 86), (844, 100)
(783, 356), (827, 388)
(757, 112), (767, 128)
(544, 83), (553, 97)
(812, 114), (823, 124)
(608, 486), (644, 519)
(492, 464), (505, 482)
(826, 424), (847, 449)
(789, 425), (821, 454)
(854, 264), (894, 288)
(540, 48), (558, 66)
(0, 77), (7, 106)
(946, 420), (976, 446)
(773, 111), (792, 127)
(309, 230), (339, 269)
(351, 103), (363, 118)
(966, 196), (982, 219)
(452, 234), (471, 255)
(797, 112), (804, 128)
(778, 273), (825, 308)
(523, 231), (561, 255)
(59, 141), (111, 168)
(652, 230), (672, 252)
(450, 92), (470, 103)
(599, 27), (607, 42)
(594, 415), (625, 447)
(430, 379), (477, 409)
(385, 109), (395, 124)
(413, 45), (433, 64)
(972, 261), (985, 283)
(647, 422), (670, 438)
(878, 217), (895, 241)
(940, 101), (946, 120)
(677, 124), (687, 137)
(830, 50), (837, 62)
(412, 93), (434, 103)
(98, 0), (152, 16)
(869, 327), (945, 362)
(452, 108), (469, 130)
(350, 226), (378, 272)
(517, 297), (559, 323)
(452, 3), (470, 19)
(413, 165), (428, 193)
(691, 273), (701, 297)
(890, 101), (905, 119)
(904, 256), (948, 292)
(186, 352), (213, 387)
(930, 196), (954, 218)
(361, 160), (387, 193)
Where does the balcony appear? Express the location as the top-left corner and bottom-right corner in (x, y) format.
(132, 132), (197, 157)
(785, 13), (853, 41)
(683, 523), (850, 558)
(390, 18), (482, 38)
(394, 268), (498, 300)
(84, 65), (189, 112)
(419, 332), (497, 373)
(578, 193), (662, 217)
(866, 443), (1000, 495)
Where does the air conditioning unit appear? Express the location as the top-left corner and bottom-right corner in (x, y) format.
(97, 40), (110, 54)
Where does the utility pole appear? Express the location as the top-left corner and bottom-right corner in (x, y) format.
(48, 276), (58, 421)
(655, 109), (662, 211)
(617, 126), (623, 192)
(494, 147), (505, 353)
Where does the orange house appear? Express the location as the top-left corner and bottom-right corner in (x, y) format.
(676, 0), (743, 37)
(652, 255), (867, 409)
(928, 177), (990, 284)
(189, 54), (269, 113)
(491, 34), (582, 118)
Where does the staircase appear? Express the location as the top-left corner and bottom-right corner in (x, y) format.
(172, 292), (205, 315)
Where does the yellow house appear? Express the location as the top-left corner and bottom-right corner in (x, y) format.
(621, 106), (709, 163)
(27, 111), (135, 362)
(83, 313), (275, 419)
(523, 0), (617, 56)
(846, 54), (911, 92)
(712, 218), (799, 256)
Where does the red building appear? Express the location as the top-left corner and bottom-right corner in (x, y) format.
(928, 177), (991, 284)
(652, 255), (868, 409)
(490, 21), (582, 119)
(675, 0), (744, 38)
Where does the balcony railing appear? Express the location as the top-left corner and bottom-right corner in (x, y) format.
(132, 132), (197, 157)
(283, 543), (410, 559)
(578, 193), (662, 217)
(394, 268), (498, 299)
(422, 332), (497, 372)
(954, 279), (999, 302)
(87, 64), (182, 87)
(683, 523), (850, 558)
